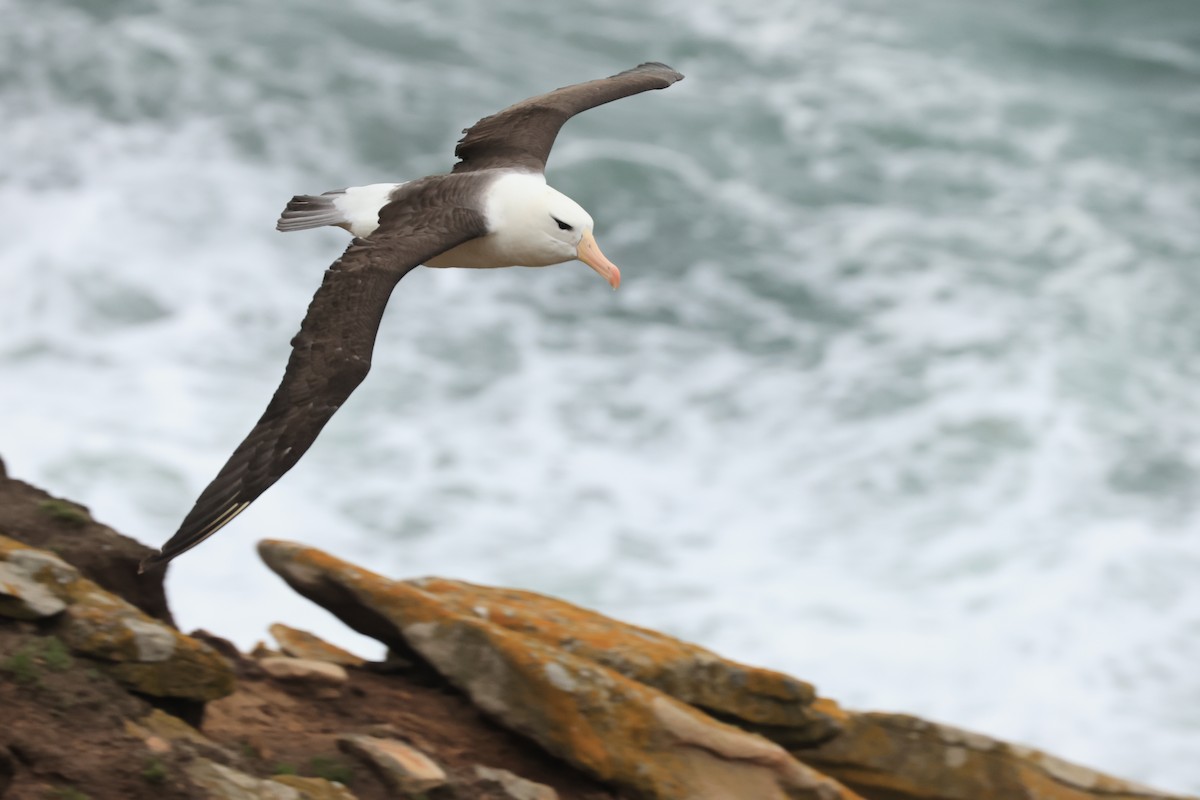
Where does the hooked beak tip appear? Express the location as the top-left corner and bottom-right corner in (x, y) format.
(577, 229), (621, 291)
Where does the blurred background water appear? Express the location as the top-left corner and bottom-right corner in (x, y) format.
(2, 0), (1199, 789)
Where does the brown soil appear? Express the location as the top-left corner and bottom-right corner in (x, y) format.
(1, 622), (197, 800)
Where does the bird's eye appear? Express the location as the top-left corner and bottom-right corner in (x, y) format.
(552, 216), (573, 232)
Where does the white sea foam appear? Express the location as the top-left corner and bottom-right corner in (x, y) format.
(2, 0), (1198, 791)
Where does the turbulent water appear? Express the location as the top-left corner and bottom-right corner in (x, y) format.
(3, 0), (1200, 789)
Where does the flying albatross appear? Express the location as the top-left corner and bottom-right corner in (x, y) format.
(140, 62), (683, 571)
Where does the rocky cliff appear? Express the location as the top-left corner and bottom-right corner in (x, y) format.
(0, 456), (1192, 800)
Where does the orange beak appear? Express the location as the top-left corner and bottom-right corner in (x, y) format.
(576, 229), (621, 290)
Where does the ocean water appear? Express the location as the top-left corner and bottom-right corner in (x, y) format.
(3, 0), (1199, 789)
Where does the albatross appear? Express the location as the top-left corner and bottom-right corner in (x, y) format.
(140, 62), (683, 571)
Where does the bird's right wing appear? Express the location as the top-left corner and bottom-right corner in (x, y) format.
(141, 187), (487, 571)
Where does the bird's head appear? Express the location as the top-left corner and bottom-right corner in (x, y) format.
(536, 186), (620, 289)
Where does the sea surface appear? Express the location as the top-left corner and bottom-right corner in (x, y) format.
(3, 0), (1199, 789)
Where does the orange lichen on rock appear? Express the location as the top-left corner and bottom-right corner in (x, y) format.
(401, 608), (860, 800)
(411, 577), (836, 740)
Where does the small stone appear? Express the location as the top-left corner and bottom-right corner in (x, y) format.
(144, 736), (172, 754)
(260, 656), (347, 686)
(474, 765), (559, 800)
(270, 622), (365, 666)
(337, 734), (447, 794)
(251, 641), (281, 659)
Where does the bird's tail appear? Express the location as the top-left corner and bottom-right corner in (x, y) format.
(276, 191), (348, 232)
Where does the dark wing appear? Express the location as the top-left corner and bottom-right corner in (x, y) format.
(451, 62), (683, 174)
(141, 187), (487, 571)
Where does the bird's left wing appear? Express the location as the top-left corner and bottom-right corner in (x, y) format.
(140, 191), (487, 572)
(452, 62), (683, 174)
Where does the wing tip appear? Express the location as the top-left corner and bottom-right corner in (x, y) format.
(626, 61), (684, 84)
(143, 501), (251, 572)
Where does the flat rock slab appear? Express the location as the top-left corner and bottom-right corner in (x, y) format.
(259, 656), (348, 686)
(269, 622), (365, 666)
(411, 576), (834, 740)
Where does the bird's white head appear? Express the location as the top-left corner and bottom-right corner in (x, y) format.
(541, 187), (621, 289)
(484, 173), (621, 288)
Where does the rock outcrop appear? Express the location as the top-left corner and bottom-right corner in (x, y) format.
(257, 539), (856, 800)
(0, 534), (235, 701)
(411, 577), (837, 743)
(254, 538), (1194, 800)
(1, 461), (1195, 800)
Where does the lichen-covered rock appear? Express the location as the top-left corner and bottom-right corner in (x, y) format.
(793, 700), (1195, 800)
(336, 734), (447, 794)
(269, 623), (365, 666)
(0, 534), (235, 701)
(58, 587), (235, 701)
(0, 543), (70, 619)
(257, 540), (833, 744)
(404, 615), (857, 800)
(412, 577), (835, 742)
(257, 540), (859, 800)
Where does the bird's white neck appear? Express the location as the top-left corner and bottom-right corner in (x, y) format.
(424, 171), (596, 270)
